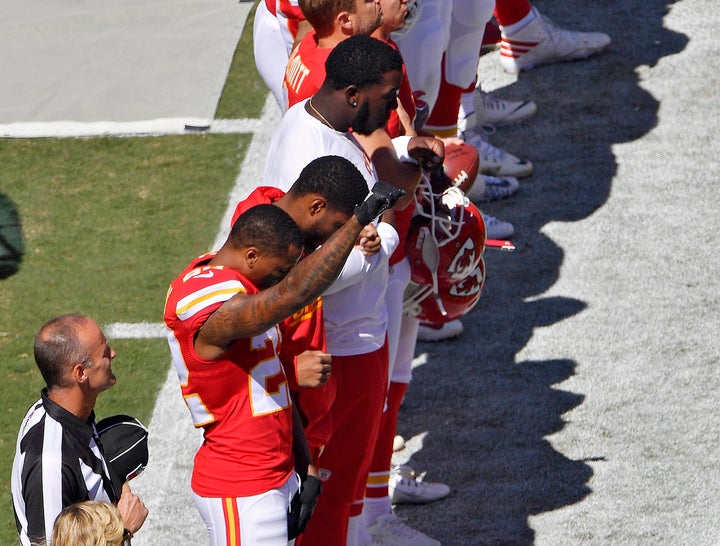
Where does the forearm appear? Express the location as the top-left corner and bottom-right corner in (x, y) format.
(293, 19), (313, 50)
(291, 406), (314, 479)
(200, 217), (364, 345)
(354, 130), (422, 210)
(324, 222), (399, 295)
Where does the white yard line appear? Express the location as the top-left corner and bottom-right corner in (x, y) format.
(1, 118), (267, 139)
(104, 322), (166, 339)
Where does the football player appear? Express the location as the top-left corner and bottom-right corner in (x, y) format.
(164, 182), (403, 545)
(263, 35), (441, 545)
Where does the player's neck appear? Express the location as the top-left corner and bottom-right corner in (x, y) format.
(316, 31), (348, 50)
(308, 92), (350, 132)
(372, 28), (391, 42)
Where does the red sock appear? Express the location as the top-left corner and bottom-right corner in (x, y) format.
(494, 0), (531, 27)
(425, 55), (471, 137)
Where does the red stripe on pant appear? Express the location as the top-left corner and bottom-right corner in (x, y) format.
(222, 498), (241, 546)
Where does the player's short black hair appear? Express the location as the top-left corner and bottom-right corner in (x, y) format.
(289, 155), (370, 216)
(324, 34), (403, 91)
(230, 204), (304, 255)
(34, 314), (93, 388)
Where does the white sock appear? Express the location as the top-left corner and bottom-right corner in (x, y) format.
(362, 496), (393, 528)
(347, 514), (362, 546)
(459, 91), (475, 120)
(357, 514), (373, 546)
(500, 7), (537, 36)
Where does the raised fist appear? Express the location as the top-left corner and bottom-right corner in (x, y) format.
(354, 181), (406, 225)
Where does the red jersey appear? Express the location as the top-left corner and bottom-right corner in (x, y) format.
(284, 31), (331, 108)
(164, 254), (294, 497)
(265, 0), (303, 25)
(277, 0), (304, 43)
(231, 187), (326, 392)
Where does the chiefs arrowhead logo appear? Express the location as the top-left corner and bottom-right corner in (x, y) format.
(447, 237), (478, 280)
(449, 267), (484, 297)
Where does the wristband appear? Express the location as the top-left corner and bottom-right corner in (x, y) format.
(391, 136), (417, 164)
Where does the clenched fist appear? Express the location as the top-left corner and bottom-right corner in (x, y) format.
(296, 350), (332, 388)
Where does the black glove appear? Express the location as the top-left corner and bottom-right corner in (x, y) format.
(354, 181), (406, 225)
(287, 475), (322, 539)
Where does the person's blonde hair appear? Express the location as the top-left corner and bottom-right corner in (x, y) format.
(50, 501), (125, 546)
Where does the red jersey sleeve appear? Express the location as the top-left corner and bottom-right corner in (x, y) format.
(276, 0), (305, 39)
(230, 186), (286, 228)
(279, 297), (325, 391)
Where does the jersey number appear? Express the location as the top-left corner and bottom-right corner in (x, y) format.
(249, 357), (290, 416)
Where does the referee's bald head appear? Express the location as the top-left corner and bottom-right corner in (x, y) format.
(34, 314), (94, 388)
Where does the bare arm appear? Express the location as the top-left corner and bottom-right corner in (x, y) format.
(196, 216), (365, 358)
(395, 100), (417, 137)
(353, 129), (422, 210)
(292, 406), (316, 479)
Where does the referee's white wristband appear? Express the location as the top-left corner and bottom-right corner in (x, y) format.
(391, 136), (417, 164)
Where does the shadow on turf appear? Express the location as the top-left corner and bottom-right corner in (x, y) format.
(394, 2), (688, 544)
(0, 192), (24, 280)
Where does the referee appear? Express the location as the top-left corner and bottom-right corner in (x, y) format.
(11, 314), (148, 546)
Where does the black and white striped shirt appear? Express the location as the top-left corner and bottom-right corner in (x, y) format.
(11, 389), (119, 546)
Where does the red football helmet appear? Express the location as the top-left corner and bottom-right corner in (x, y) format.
(404, 259), (486, 322)
(405, 176), (486, 319)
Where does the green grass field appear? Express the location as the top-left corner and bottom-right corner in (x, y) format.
(0, 3), (263, 542)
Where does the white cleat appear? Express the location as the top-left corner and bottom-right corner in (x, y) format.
(463, 127), (533, 178)
(473, 89), (537, 127)
(500, 7), (611, 73)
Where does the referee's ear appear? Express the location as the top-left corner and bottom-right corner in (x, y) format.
(72, 361), (90, 384)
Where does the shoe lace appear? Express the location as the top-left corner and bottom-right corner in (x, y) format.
(538, 11), (561, 32)
(468, 123), (497, 139)
(477, 90), (510, 113)
(381, 516), (425, 539)
(466, 126), (507, 163)
(481, 213), (501, 228)
(483, 183), (508, 201)
(536, 11), (587, 48)
(397, 476), (423, 489)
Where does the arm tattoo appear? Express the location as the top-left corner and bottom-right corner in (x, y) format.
(200, 216), (364, 348)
